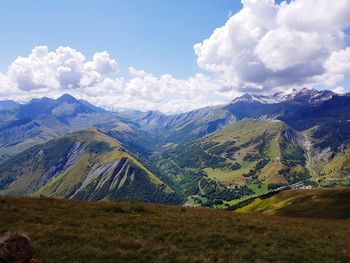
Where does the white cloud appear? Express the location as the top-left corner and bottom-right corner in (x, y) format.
(128, 67), (147, 78)
(121, 71), (235, 113)
(6, 46), (118, 92)
(1, 0), (350, 113)
(333, 86), (347, 94)
(255, 29), (337, 71)
(194, 0), (350, 92)
(277, 0), (350, 32)
(0, 46), (234, 113)
(325, 47), (350, 75)
(85, 51), (117, 75)
(0, 46), (138, 109)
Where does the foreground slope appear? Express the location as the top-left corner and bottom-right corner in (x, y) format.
(1, 195), (349, 263)
(0, 129), (179, 204)
(237, 188), (350, 218)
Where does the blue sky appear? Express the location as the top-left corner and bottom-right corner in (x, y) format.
(0, 0), (349, 113)
(0, 0), (242, 78)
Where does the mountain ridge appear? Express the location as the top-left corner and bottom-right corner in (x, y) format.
(0, 89), (349, 207)
(0, 128), (180, 203)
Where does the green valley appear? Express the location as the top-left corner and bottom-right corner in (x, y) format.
(153, 119), (309, 208)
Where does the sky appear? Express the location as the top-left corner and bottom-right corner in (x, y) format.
(0, 0), (350, 113)
(0, 0), (239, 78)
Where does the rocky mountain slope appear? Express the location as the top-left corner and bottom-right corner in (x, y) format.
(0, 128), (179, 203)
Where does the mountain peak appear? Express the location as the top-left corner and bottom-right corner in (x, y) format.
(0, 100), (20, 110)
(231, 94), (256, 104)
(232, 93), (280, 104)
(28, 96), (53, 104)
(300, 87), (311, 92)
(297, 87), (317, 95)
(231, 88), (337, 106)
(57, 94), (79, 103)
(144, 110), (165, 118)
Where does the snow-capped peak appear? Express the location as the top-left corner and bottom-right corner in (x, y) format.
(232, 88), (336, 105)
(232, 94), (278, 104)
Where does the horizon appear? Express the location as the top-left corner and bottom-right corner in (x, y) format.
(1, 0), (350, 113)
(1, 86), (348, 115)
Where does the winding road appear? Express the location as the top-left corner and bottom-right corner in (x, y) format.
(303, 133), (320, 187)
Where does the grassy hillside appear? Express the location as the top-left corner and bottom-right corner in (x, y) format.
(320, 150), (350, 186)
(237, 188), (350, 218)
(301, 127), (350, 188)
(154, 120), (308, 208)
(0, 129), (179, 204)
(0, 195), (349, 262)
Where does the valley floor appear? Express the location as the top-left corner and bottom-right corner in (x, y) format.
(1, 196), (350, 262)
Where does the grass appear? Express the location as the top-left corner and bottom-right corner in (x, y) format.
(185, 195), (208, 207)
(199, 119), (291, 187)
(75, 128), (121, 148)
(101, 204), (125, 213)
(204, 162), (254, 186)
(212, 184), (268, 209)
(130, 203), (148, 213)
(1, 195), (350, 262)
(266, 132), (281, 159)
(204, 167), (246, 185)
(237, 188), (350, 219)
(259, 162), (286, 184)
(36, 154), (91, 197)
(247, 183), (269, 196)
(322, 150), (350, 181)
(211, 120), (281, 144)
(216, 195), (253, 208)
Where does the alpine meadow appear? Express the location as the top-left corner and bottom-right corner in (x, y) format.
(1, 1), (350, 262)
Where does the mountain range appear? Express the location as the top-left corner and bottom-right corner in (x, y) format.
(0, 88), (349, 207)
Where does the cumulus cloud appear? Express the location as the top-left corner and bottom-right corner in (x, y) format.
(277, 0), (350, 31)
(1, 0), (350, 113)
(120, 71), (234, 113)
(0, 46), (138, 107)
(6, 46), (119, 92)
(128, 67), (147, 78)
(0, 46), (232, 113)
(325, 48), (350, 75)
(333, 86), (347, 94)
(194, 0), (350, 92)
